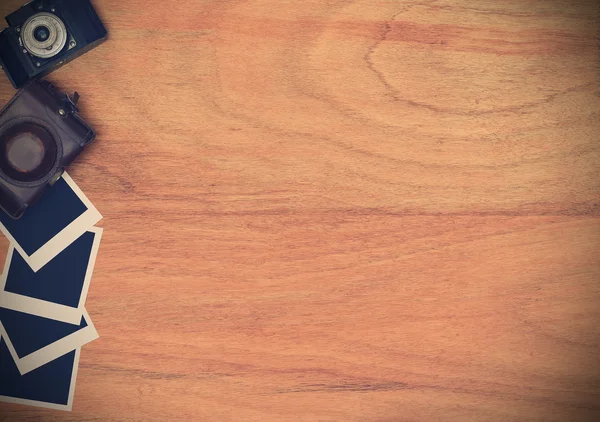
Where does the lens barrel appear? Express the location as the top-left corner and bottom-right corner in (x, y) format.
(0, 122), (58, 183)
(21, 13), (67, 59)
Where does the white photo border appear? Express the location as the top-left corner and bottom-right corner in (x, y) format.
(0, 339), (81, 411)
(0, 172), (102, 272)
(0, 227), (103, 325)
(0, 309), (98, 375)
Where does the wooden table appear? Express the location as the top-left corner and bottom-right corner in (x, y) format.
(0, 0), (599, 420)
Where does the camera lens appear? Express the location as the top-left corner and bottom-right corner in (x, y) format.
(33, 25), (50, 42)
(6, 133), (44, 172)
(0, 123), (57, 183)
(22, 13), (67, 59)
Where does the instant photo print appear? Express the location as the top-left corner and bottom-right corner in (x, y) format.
(0, 227), (102, 324)
(0, 307), (97, 375)
(0, 172), (101, 272)
(0, 337), (80, 411)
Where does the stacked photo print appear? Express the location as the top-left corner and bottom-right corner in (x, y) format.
(0, 173), (102, 411)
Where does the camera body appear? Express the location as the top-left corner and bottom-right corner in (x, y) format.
(0, 0), (106, 88)
(0, 80), (95, 219)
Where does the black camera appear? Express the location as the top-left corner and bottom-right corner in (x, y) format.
(0, 0), (107, 88)
(0, 80), (95, 218)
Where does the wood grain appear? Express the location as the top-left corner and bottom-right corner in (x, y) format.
(0, 0), (599, 420)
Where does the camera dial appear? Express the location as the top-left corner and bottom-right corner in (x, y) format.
(21, 13), (67, 59)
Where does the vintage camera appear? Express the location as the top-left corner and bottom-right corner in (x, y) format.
(0, 80), (95, 218)
(0, 0), (107, 88)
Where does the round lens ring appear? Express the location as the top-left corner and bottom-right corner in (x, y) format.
(0, 122), (58, 183)
(21, 13), (67, 59)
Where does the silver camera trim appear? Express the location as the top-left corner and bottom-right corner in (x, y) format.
(21, 12), (67, 59)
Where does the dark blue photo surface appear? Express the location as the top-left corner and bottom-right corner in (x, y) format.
(0, 308), (87, 358)
(0, 178), (87, 256)
(0, 337), (75, 406)
(4, 231), (95, 308)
